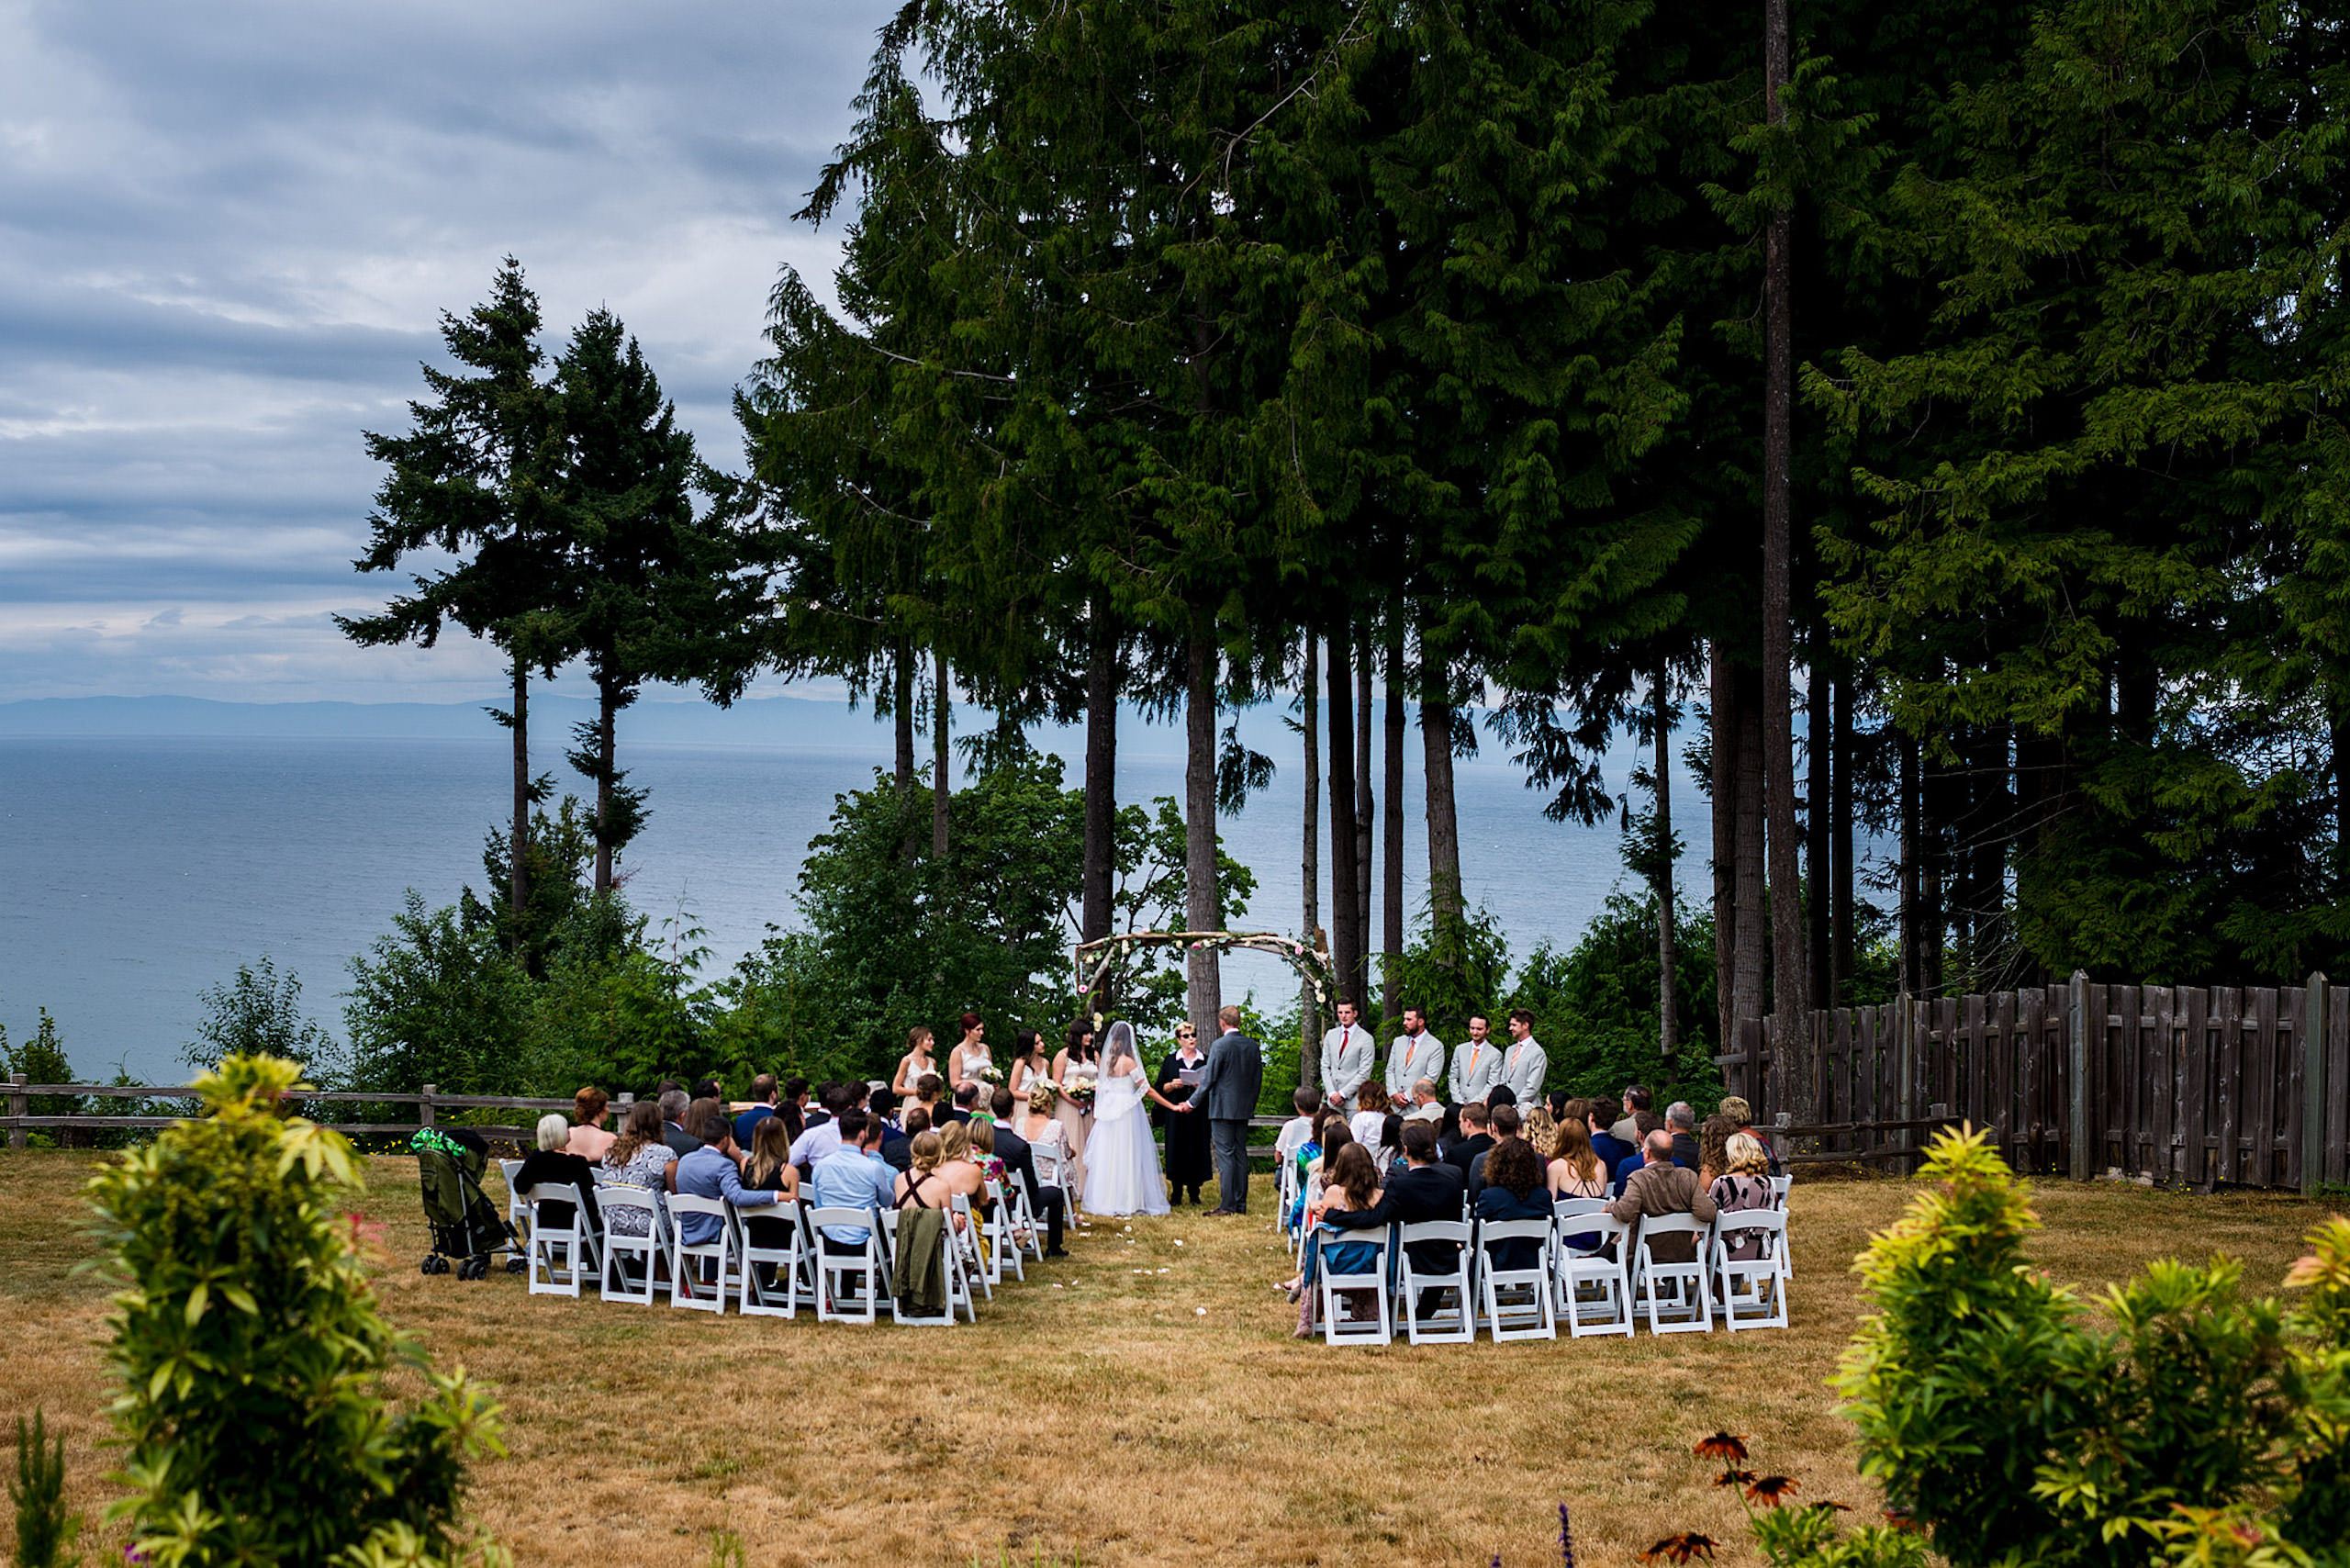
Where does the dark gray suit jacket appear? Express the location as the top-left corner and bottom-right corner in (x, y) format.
(1192, 1029), (1264, 1121)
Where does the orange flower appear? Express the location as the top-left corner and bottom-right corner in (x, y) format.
(1693, 1432), (1750, 1462)
(1640, 1534), (1718, 1564)
(1746, 1475), (1799, 1507)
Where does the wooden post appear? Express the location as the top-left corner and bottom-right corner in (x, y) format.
(420, 1083), (437, 1130)
(2068, 969), (2091, 1181)
(2306, 973), (2328, 1200)
(6, 1072), (24, 1151)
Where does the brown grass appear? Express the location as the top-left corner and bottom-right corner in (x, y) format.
(0, 1149), (2339, 1568)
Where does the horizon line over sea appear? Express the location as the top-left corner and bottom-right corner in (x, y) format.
(0, 693), (1720, 1085)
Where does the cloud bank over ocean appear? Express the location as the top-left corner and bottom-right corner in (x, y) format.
(0, 0), (890, 702)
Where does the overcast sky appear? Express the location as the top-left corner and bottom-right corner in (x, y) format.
(0, 0), (897, 703)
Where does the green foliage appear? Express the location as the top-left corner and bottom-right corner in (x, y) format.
(88, 1055), (506, 1568)
(1509, 890), (1721, 1110)
(343, 892), (542, 1101)
(1832, 1129), (2350, 1567)
(183, 957), (341, 1080)
(10, 1408), (81, 1568)
(1, 1011), (81, 1121)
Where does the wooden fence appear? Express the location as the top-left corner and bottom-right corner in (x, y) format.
(2, 1078), (1300, 1159)
(1718, 973), (2349, 1193)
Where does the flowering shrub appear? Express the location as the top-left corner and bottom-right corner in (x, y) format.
(86, 1055), (505, 1567)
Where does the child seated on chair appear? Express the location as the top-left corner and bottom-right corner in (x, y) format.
(1294, 1143), (1386, 1338)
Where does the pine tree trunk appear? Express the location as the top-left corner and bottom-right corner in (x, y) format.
(1382, 629), (1405, 1021)
(1807, 652), (1830, 1010)
(1655, 664), (1679, 1064)
(1327, 633), (1362, 1014)
(1354, 643), (1375, 1007)
(1899, 729), (1920, 995)
(932, 648), (951, 860)
(1711, 644), (1740, 1050)
(594, 680), (617, 894)
(1831, 668), (1854, 1005)
(2334, 710), (2350, 899)
(1081, 610), (1118, 959)
(1761, 0), (1810, 1114)
(1422, 673), (1464, 969)
(895, 644), (918, 868)
(1302, 633), (1322, 1049)
(509, 654), (531, 942)
(1183, 616), (1223, 1034)
(1734, 663), (1769, 1033)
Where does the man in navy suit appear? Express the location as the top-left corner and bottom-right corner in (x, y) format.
(1321, 1122), (1468, 1313)
(988, 1088), (1068, 1257)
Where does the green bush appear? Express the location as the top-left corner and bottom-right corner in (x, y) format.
(183, 958), (343, 1081)
(1, 1011), (82, 1119)
(88, 1054), (506, 1567)
(10, 1408), (81, 1568)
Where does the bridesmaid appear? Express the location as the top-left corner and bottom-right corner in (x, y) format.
(1050, 1019), (1100, 1199)
(1007, 1029), (1050, 1111)
(947, 1012), (993, 1104)
(890, 1025), (938, 1117)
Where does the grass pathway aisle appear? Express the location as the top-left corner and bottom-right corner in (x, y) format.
(1, 1151), (2336, 1566)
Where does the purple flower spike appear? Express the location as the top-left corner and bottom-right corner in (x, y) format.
(1559, 1502), (1576, 1568)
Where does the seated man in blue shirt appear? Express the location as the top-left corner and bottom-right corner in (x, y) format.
(674, 1106), (787, 1247)
(807, 1109), (897, 1251)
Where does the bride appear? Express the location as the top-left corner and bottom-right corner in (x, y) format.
(1081, 1022), (1178, 1217)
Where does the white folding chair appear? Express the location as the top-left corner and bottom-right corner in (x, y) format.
(666, 1193), (736, 1315)
(522, 1183), (600, 1298)
(1477, 1218), (1559, 1341)
(1769, 1174), (1795, 1275)
(982, 1180), (1024, 1282)
(948, 1193), (993, 1302)
(499, 1159), (528, 1241)
(738, 1197), (813, 1318)
(1315, 1226), (1393, 1347)
(597, 1185), (669, 1305)
(1003, 1172), (1046, 1263)
(1632, 1215), (1713, 1334)
(1558, 1213), (1635, 1338)
(809, 1206), (889, 1324)
(1393, 1220), (1475, 1344)
(1710, 1209), (1791, 1331)
(1276, 1154), (1303, 1240)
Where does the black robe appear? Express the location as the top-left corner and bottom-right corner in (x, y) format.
(1155, 1047), (1212, 1189)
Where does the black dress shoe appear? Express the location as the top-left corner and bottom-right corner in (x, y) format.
(1045, 1246), (1069, 1259)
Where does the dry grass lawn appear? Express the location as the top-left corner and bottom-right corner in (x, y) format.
(0, 1150), (2339, 1568)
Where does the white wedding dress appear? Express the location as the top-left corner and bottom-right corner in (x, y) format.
(1080, 1062), (1170, 1217)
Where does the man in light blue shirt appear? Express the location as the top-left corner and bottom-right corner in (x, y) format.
(674, 1114), (785, 1246)
(808, 1109), (895, 1248)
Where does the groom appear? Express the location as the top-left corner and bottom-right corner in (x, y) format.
(1181, 1004), (1264, 1215)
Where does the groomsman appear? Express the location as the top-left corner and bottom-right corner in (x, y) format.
(1319, 1000), (1375, 1105)
(1385, 1006), (1445, 1111)
(1499, 1007), (1548, 1104)
(1448, 1014), (1504, 1105)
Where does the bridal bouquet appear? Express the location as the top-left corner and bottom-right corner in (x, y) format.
(1065, 1079), (1096, 1107)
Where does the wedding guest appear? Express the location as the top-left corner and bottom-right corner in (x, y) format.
(1606, 1128), (1718, 1263)
(1587, 1102), (1638, 1185)
(934, 1119), (992, 1214)
(1470, 1103), (1521, 1193)
(1709, 1132), (1779, 1260)
(912, 1073), (947, 1127)
(1611, 1084), (1651, 1146)
(668, 1096), (727, 1178)
(1377, 1113), (1404, 1176)
(1522, 1104), (1559, 1160)
(894, 1131), (967, 1234)
(514, 1113), (603, 1233)
(947, 1012), (993, 1103)
(675, 1108), (784, 1258)
(1403, 1079), (1444, 1124)
(1051, 1020), (1100, 1194)
(737, 1114), (800, 1272)
(1474, 1135), (1552, 1271)
(1549, 1117), (1610, 1200)
(1666, 1102), (1701, 1169)
(1445, 1101), (1494, 1185)
(1315, 1121), (1467, 1319)
(1547, 1088), (1572, 1126)
(965, 1117), (1008, 1190)
(730, 1076), (781, 1148)
(891, 1027), (938, 1116)
(1697, 1114), (1737, 1183)
(1611, 1110), (1665, 1195)
(789, 1085), (856, 1169)
(692, 1078), (724, 1103)
(565, 1086), (616, 1161)
(599, 1100), (677, 1239)
(1348, 1081), (1389, 1159)
(1718, 1094), (1784, 1173)
(1013, 1082), (1069, 1174)
(1157, 1022), (1211, 1204)
(658, 1088), (699, 1159)
(1299, 1117), (1355, 1219)
(990, 1086), (1068, 1257)
(1272, 1086), (1319, 1171)
(946, 1083), (981, 1126)
(1294, 1142), (1385, 1337)
(809, 1110), (896, 1249)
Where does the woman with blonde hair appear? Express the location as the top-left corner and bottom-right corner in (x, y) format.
(1521, 1104), (1559, 1160)
(1708, 1131), (1777, 1260)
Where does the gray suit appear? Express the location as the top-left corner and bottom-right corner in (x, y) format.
(1499, 1038), (1548, 1104)
(1319, 1024), (1373, 1102)
(1386, 1031), (1446, 1103)
(1192, 1027), (1264, 1212)
(1449, 1038), (1505, 1105)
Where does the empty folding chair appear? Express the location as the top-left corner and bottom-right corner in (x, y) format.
(1393, 1220), (1476, 1345)
(1558, 1213), (1635, 1338)
(808, 1206), (889, 1324)
(666, 1193), (736, 1315)
(1315, 1225), (1394, 1347)
(1631, 1215), (1713, 1334)
(522, 1183), (600, 1299)
(738, 1196), (813, 1318)
(1710, 1208), (1791, 1331)
(1476, 1217), (1558, 1341)
(598, 1186), (669, 1305)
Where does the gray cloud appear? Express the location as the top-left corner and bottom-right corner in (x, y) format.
(0, 0), (889, 700)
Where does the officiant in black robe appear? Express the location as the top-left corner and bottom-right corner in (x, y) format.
(1154, 1025), (1212, 1204)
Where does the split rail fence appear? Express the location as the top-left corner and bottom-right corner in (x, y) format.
(1719, 972), (2350, 1194)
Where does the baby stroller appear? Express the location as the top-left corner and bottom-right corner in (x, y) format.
(412, 1126), (523, 1279)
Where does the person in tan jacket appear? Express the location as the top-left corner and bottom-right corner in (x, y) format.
(1606, 1129), (1718, 1263)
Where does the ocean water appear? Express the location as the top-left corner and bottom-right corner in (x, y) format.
(0, 731), (1710, 1083)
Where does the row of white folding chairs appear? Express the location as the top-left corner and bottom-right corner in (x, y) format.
(1311, 1203), (1791, 1346)
(516, 1177), (1042, 1326)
